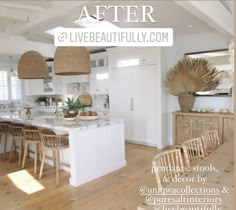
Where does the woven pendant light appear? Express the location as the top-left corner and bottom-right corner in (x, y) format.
(18, 51), (49, 79)
(54, 47), (91, 75)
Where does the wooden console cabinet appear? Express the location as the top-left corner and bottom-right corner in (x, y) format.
(173, 111), (234, 145)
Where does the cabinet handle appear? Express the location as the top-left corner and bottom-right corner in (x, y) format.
(130, 98), (134, 111)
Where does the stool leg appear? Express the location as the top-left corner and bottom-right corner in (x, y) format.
(56, 149), (60, 185)
(4, 133), (7, 160)
(22, 142), (28, 168)
(58, 150), (61, 171)
(39, 143), (42, 161)
(18, 138), (23, 166)
(52, 150), (56, 167)
(39, 147), (46, 179)
(9, 137), (15, 161)
(34, 143), (38, 174)
(0, 134), (2, 160)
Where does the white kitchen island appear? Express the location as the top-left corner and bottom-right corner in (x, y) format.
(0, 113), (126, 187)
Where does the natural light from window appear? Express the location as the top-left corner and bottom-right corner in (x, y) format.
(45, 26), (64, 36)
(11, 76), (21, 100)
(7, 170), (45, 194)
(118, 58), (140, 68)
(96, 73), (109, 80)
(0, 70), (22, 101)
(0, 71), (8, 100)
(74, 15), (119, 28)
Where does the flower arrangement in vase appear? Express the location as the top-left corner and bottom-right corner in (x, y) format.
(166, 57), (220, 112)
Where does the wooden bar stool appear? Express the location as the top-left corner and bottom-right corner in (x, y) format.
(39, 130), (69, 185)
(8, 124), (24, 165)
(22, 127), (42, 174)
(0, 122), (10, 160)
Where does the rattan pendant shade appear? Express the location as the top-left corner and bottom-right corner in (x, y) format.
(18, 51), (49, 79)
(54, 47), (91, 75)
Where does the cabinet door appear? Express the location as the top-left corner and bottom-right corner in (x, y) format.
(54, 75), (64, 95)
(132, 66), (159, 145)
(43, 64), (54, 95)
(109, 69), (134, 141)
(201, 117), (219, 133)
(89, 71), (109, 94)
(110, 48), (157, 69)
(90, 52), (108, 69)
(191, 116), (202, 138)
(223, 118), (234, 142)
(176, 115), (193, 145)
(24, 79), (44, 95)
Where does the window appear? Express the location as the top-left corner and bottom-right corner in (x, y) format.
(0, 70), (22, 102)
(11, 76), (22, 100)
(0, 71), (8, 100)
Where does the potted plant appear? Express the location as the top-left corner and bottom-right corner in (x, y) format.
(166, 57), (220, 112)
(63, 97), (86, 118)
(35, 96), (48, 106)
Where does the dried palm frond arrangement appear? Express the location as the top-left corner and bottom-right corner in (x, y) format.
(166, 57), (220, 96)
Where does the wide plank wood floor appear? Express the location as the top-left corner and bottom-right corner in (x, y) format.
(0, 143), (160, 210)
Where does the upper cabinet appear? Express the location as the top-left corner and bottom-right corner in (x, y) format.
(89, 52), (109, 94)
(90, 52), (108, 70)
(107, 47), (158, 69)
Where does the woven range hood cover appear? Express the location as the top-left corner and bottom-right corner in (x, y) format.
(54, 47), (91, 75)
(18, 51), (49, 79)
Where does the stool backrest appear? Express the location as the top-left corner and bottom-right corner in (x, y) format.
(152, 149), (184, 189)
(182, 137), (205, 169)
(23, 127), (40, 141)
(40, 130), (69, 148)
(0, 123), (9, 133)
(201, 130), (220, 155)
(9, 125), (24, 137)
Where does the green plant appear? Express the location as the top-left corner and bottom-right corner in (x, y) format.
(166, 57), (220, 96)
(64, 97), (85, 110)
(35, 96), (48, 104)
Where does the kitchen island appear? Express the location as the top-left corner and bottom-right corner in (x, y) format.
(0, 113), (126, 187)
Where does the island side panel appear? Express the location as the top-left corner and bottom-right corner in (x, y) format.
(69, 120), (126, 187)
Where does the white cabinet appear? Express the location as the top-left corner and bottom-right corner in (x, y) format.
(89, 70), (109, 94)
(90, 52), (108, 69)
(62, 75), (89, 84)
(109, 47), (161, 147)
(24, 79), (44, 95)
(24, 62), (62, 95)
(89, 52), (109, 94)
(109, 47), (157, 69)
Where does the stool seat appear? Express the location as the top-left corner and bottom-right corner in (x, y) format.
(39, 130), (69, 185)
(22, 127), (41, 174)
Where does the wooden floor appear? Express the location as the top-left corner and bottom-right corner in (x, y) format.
(0, 143), (160, 210)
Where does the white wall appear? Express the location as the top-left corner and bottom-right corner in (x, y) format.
(164, 31), (231, 145)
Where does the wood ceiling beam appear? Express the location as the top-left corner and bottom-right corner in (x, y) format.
(0, 8), (28, 22)
(175, 0), (233, 37)
(11, 1), (87, 35)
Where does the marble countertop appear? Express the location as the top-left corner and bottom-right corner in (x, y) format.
(0, 112), (121, 132)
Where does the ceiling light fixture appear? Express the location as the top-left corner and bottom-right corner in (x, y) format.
(9, 56), (17, 77)
(188, 24), (192, 28)
(18, 51), (49, 79)
(54, 47), (91, 75)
